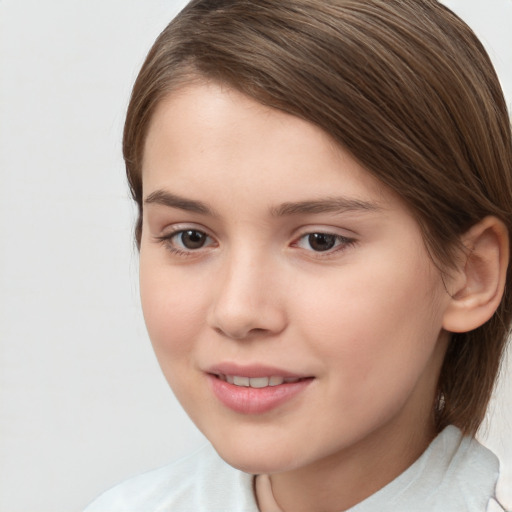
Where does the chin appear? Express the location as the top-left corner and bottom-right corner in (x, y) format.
(219, 452), (293, 475)
(209, 435), (308, 475)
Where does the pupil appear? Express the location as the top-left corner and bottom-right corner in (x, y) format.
(309, 233), (335, 251)
(181, 230), (206, 249)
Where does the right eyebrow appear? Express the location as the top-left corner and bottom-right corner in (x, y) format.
(144, 190), (217, 216)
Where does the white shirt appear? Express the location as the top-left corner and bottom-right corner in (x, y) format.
(85, 426), (503, 511)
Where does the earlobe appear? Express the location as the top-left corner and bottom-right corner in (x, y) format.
(442, 216), (509, 333)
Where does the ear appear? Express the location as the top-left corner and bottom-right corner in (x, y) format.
(442, 216), (509, 333)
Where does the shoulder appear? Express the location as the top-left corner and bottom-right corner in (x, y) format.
(487, 498), (508, 512)
(349, 426), (501, 512)
(84, 444), (258, 512)
(414, 426), (501, 511)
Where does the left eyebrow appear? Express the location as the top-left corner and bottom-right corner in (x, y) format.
(271, 197), (383, 217)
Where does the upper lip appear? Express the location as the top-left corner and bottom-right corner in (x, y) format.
(206, 362), (309, 379)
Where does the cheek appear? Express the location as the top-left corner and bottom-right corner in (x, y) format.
(139, 261), (207, 363)
(299, 256), (446, 392)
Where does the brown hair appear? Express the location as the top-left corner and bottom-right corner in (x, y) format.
(123, 0), (512, 435)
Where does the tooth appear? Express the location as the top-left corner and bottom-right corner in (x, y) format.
(249, 377), (269, 388)
(269, 376), (285, 386)
(233, 376), (250, 386)
(226, 375), (299, 387)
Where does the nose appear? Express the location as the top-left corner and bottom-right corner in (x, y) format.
(207, 251), (287, 340)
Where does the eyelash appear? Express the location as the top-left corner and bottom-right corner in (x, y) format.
(155, 228), (216, 257)
(155, 229), (356, 258)
(291, 232), (356, 257)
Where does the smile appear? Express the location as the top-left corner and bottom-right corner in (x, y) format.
(215, 375), (303, 388)
(208, 370), (313, 414)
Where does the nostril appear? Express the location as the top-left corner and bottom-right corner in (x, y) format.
(213, 325), (273, 340)
(207, 287), (287, 339)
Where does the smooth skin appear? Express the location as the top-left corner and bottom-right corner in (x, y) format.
(139, 81), (508, 512)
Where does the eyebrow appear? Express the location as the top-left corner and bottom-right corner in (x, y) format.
(144, 189), (382, 217)
(144, 190), (217, 216)
(271, 197), (382, 217)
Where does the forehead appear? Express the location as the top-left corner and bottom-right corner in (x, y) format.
(142, 81), (404, 216)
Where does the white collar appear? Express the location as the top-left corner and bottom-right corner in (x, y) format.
(254, 426), (500, 512)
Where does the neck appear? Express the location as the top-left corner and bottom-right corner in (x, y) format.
(269, 417), (435, 512)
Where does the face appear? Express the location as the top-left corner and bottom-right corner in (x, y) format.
(140, 82), (452, 475)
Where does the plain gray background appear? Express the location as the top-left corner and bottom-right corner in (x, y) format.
(0, 1), (511, 511)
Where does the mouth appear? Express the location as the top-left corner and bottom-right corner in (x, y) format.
(206, 366), (314, 414)
(212, 374), (306, 388)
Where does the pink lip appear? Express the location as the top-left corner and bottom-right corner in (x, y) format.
(205, 363), (313, 415)
(206, 362), (306, 379)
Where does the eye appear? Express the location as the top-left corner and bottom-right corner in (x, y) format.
(294, 232), (354, 253)
(174, 229), (210, 250)
(157, 228), (215, 254)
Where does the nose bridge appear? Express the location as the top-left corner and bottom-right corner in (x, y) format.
(208, 243), (286, 339)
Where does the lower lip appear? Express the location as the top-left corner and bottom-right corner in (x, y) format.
(207, 374), (313, 414)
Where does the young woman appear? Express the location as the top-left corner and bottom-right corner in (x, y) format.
(86, 1), (512, 510)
